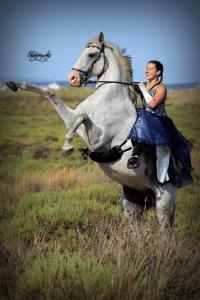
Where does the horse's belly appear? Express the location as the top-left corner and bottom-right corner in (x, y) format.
(99, 151), (152, 191)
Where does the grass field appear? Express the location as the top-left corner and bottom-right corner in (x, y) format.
(0, 87), (200, 299)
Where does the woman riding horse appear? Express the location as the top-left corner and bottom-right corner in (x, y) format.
(127, 60), (193, 187)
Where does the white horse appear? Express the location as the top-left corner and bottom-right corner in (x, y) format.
(6, 32), (176, 228)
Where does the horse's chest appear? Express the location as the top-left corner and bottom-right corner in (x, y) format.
(79, 99), (122, 124)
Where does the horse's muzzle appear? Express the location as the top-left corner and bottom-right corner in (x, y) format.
(67, 69), (83, 87)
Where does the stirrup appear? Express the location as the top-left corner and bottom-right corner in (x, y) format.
(127, 155), (140, 169)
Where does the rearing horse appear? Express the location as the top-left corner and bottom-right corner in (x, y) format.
(6, 32), (176, 228)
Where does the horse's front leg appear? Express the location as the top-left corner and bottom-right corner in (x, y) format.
(62, 113), (88, 156)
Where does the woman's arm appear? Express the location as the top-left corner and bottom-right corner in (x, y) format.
(139, 83), (167, 109)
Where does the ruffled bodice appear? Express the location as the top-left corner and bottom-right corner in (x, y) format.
(141, 88), (167, 116)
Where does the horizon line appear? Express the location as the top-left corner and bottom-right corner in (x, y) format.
(0, 78), (200, 86)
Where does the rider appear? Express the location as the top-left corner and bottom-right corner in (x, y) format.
(127, 60), (193, 187)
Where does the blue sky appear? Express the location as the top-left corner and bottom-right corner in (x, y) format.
(0, 0), (200, 84)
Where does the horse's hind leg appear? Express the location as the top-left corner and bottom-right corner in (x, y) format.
(119, 187), (144, 225)
(120, 198), (144, 224)
(155, 182), (176, 229)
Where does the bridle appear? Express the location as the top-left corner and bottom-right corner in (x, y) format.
(72, 43), (105, 86)
(71, 43), (160, 90)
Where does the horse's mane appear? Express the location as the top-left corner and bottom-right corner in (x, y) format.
(87, 38), (133, 82)
(106, 42), (133, 84)
(87, 37), (136, 100)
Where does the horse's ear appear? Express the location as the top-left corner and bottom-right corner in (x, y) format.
(98, 32), (104, 43)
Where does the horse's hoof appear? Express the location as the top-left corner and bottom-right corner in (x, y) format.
(62, 144), (74, 157)
(5, 81), (18, 92)
(63, 149), (74, 157)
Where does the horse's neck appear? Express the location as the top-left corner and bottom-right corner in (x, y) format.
(96, 49), (129, 97)
(94, 48), (137, 124)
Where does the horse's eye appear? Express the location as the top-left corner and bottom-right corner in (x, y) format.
(88, 53), (95, 58)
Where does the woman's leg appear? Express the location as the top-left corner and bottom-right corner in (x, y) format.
(127, 141), (145, 168)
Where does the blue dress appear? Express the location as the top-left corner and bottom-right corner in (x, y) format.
(128, 88), (193, 187)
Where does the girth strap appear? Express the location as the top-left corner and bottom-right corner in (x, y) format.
(79, 140), (131, 163)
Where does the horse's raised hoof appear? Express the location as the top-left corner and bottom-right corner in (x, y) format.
(5, 81), (19, 92)
(63, 148), (74, 157)
(62, 143), (74, 157)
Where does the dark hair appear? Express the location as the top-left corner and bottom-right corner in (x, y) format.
(148, 60), (164, 83)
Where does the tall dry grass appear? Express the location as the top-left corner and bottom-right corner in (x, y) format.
(0, 165), (113, 204)
(1, 218), (199, 300)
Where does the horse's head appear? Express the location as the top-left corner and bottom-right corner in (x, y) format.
(68, 32), (105, 87)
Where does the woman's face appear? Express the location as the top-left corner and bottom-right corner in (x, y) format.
(145, 63), (160, 81)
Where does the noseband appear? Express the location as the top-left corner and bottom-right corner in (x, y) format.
(72, 44), (105, 85)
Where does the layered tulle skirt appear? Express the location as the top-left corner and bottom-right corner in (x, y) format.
(128, 108), (193, 187)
